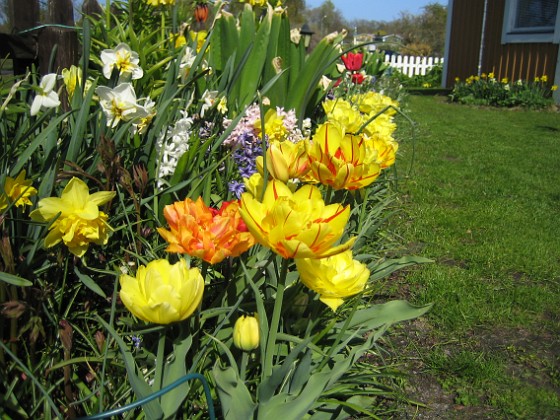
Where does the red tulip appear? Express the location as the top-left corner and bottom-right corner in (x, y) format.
(351, 72), (365, 84)
(341, 52), (363, 71)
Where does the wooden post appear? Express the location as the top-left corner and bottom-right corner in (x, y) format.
(37, 0), (79, 74)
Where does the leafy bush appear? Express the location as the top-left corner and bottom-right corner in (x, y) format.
(450, 73), (558, 109)
(388, 65), (443, 89)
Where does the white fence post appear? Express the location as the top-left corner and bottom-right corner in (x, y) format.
(384, 54), (444, 77)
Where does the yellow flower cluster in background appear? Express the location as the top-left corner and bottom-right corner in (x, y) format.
(146, 0), (175, 6)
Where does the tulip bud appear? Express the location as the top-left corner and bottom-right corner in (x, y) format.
(194, 3), (209, 23)
(233, 315), (259, 351)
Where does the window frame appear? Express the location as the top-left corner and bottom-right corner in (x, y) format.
(502, 0), (560, 43)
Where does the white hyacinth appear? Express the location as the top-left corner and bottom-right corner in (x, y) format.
(155, 110), (193, 187)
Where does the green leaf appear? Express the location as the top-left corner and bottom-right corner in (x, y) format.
(65, 79), (98, 165)
(339, 300), (432, 331)
(160, 334), (193, 418)
(97, 317), (164, 420)
(212, 364), (256, 419)
(369, 255), (433, 281)
(0, 271), (32, 286)
(74, 267), (107, 299)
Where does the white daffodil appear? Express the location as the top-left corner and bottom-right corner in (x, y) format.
(132, 97), (157, 135)
(200, 90), (218, 117)
(96, 83), (148, 128)
(178, 46), (198, 82)
(100, 43), (143, 81)
(30, 73), (61, 116)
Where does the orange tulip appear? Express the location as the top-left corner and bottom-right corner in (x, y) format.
(158, 197), (255, 264)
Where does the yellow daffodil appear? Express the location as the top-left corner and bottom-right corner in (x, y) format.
(255, 140), (310, 183)
(1, 170), (37, 211)
(217, 96), (228, 114)
(239, 0), (267, 6)
(189, 30), (208, 52)
(146, 0), (175, 6)
(305, 123), (381, 190)
(120, 259), (204, 324)
(233, 314), (260, 351)
(29, 177), (116, 257)
(295, 250), (370, 311)
(239, 179), (355, 259)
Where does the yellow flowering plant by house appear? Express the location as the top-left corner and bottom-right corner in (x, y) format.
(0, 2), (431, 419)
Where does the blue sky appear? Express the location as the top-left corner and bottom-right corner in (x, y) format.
(304, 0), (447, 21)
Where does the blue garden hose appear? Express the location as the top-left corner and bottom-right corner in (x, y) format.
(78, 373), (216, 419)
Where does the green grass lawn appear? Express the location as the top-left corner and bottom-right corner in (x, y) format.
(390, 95), (560, 418)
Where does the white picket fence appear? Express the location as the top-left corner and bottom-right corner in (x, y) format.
(384, 54), (444, 77)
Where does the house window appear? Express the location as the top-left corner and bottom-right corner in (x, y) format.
(502, 0), (560, 43)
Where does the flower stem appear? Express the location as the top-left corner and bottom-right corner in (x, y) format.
(263, 258), (289, 378)
(154, 330), (166, 391)
(239, 351), (249, 382)
(324, 185), (333, 205)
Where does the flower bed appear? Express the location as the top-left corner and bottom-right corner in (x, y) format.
(450, 73), (558, 109)
(0, 1), (429, 418)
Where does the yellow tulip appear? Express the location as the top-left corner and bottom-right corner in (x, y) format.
(120, 259), (204, 324)
(61, 65), (81, 99)
(29, 178), (115, 257)
(322, 98), (364, 134)
(368, 133), (399, 169)
(306, 123), (381, 190)
(362, 113), (397, 138)
(255, 109), (289, 142)
(353, 91), (398, 116)
(243, 172), (265, 198)
(255, 140), (310, 183)
(239, 179), (355, 259)
(233, 314), (260, 351)
(295, 250), (370, 311)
